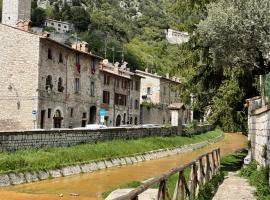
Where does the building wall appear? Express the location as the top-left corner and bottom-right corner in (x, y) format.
(0, 24), (40, 130)
(45, 20), (72, 33)
(2, 0), (31, 27)
(37, 39), (101, 129)
(166, 29), (190, 45)
(137, 71), (161, 104)
(248, 100), (270, 166)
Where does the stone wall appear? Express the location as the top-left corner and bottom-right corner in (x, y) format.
(0, 125), (213, 151)
(248, 102), (270, 166)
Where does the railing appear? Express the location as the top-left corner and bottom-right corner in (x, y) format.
(113, 148), (221, 200)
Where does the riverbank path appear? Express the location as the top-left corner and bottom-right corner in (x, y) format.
(213, 172), (256, 200)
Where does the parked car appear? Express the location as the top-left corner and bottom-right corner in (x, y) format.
(141, 124), (162, 128)
(73, 124), (107, 130)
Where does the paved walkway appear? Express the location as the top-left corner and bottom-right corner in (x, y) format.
(213, 172), (256, 200)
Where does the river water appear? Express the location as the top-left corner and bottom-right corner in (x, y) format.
(0, 133), (247, 200)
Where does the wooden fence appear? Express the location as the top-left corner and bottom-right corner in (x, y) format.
(113, 148), (221, 200)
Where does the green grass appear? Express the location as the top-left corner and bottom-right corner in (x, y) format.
(240, 161), (270, 200)
(0, 129), (222, 174)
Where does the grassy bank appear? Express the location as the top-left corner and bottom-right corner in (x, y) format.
(240, 161), (270, 200)
(103, 149), (247, 199)
(0, 129), (222, 174)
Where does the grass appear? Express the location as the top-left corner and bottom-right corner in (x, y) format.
(240, 161), (270, 200)
(103, 149), (247, 199)
(0, 129), (222, 174)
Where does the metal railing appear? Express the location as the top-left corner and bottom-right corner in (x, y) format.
(113, 148), (221, 200)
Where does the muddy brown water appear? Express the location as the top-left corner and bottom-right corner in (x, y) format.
(0, 133), (247, 200)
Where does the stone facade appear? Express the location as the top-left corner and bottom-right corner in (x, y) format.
(165, 29), (190, 45)
(45, 19), (73, 33)
(136, 69), (189, 125)
(0, 24), (40, 130)
(247, 97), (270, 166)
(2, 0), (31, 27)
(0, 24), (102, 130)
(99, 61), (141, 126)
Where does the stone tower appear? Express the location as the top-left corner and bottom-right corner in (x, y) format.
(2, 0), (31, 27)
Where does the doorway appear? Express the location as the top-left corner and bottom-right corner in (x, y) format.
(89, 106), (97, 124)
(40, 110), (45, 129)
(53, 110), (63, 128)
(116, 115), (121, 127)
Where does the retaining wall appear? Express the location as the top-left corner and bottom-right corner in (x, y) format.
(0, 132), (222, 187)
(0, 125), (213, 151)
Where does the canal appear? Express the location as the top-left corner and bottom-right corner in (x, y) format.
(0, 133), (247, 200)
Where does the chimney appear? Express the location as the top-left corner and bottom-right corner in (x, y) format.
(16, 20), (30, 32)
(71, 41), (89, 53)
(166, 73), (170, 79)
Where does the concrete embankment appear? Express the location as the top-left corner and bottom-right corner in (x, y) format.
(0, 133), (223, 187)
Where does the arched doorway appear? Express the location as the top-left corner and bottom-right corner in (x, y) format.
(53, 110), (63, 128)
(89, 106), (97, 124)
(135, 117), (138, 125)
(116, 115), (121, 127)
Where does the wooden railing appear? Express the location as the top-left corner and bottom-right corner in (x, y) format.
(113, 148), (221, 200)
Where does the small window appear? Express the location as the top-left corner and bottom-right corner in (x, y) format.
(51, 22), (54, 26)
(90, 81), (95, 96)
(59, 53), (63, 63)
(135, 81), (140, 91)
(103, 91), (110, 104)
(58, 24), (61, 27)
(48, 108), (51, 118)
(75, 78), (80, 93)
(76, 53), (80, 65)
(48, 49), (52, 59)
(135, 100), (139, 110)
(70, 108), (74, 118)
(46, 75), (53, 90)
(104, 74), (110, 85)
(147, 87), (151, 95)
(58, 77), (64, 92)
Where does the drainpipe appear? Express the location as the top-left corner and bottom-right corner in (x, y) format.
(113, 76), (116, 126)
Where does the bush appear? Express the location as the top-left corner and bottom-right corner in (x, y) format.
(240, 161), (270, 200)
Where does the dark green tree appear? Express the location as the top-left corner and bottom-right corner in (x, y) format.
(70, 6), (90, 32)
(31, 8), (46, 27)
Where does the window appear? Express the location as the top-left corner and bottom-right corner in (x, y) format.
(147, 87), (151, 95)
(59, 53), (63, 63)
(64, 26), (67, 28)
(75, 78), (80, 93)
(48, 108), (51, 118)
(58, 24), (61, 27)
(51, 22), (54, 26)
(91, 59), (96, 74)
(76, 53), (80, 65)
(115, 93), (127, 106)
(135, 100), (139, 110)
(48, 48), (52, 59)
(82, 112), (87, 118)
(90, 81), (95, 96)
(104, 74), (110, 85)
(135, 81), (140, 91)
(130, 81), (133, 90)
(116, 78), (120, 88)
(58, 77), (64, 92)
(70, 108), (74, 118)
(45, 75), (53, 90)
(103, 91), (110, 104)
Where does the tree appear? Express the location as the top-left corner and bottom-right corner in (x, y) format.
(70, 6), (90, 32)
(31, 8), (46, 27)
(198, 0), (270, 75)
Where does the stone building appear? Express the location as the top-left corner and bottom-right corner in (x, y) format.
(45, 19), (73, 33)
(136, 69), (189, 125)
(165, 29), (190, 45)
(0, 23), (103, 130)
(99, 61), (142, 127)
(2, 0), (31, 27)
